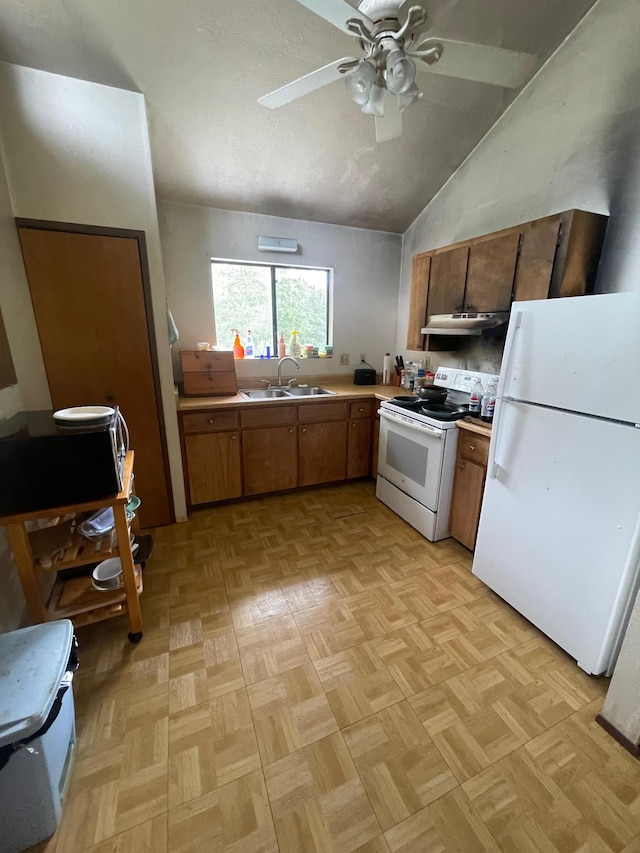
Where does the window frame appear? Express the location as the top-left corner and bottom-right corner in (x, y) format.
(210, 258), (332, 354)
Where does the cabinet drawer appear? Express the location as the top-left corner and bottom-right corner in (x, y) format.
(349, 400), (373, 419)
(298, 401), (349, 423)
(458, 433), (490, 466)
(182, 410), (239, 434)
(240, 405), (296, 428)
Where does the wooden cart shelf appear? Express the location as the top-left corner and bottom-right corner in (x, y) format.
(0, 451), (144, 643)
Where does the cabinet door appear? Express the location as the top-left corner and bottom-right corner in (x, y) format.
(427, 246), (469, 316)
(242, 426), (297, 495)
(299, 422), (347, 486)
(449, 457), (486, 550)
(465, 232), (520, 313)
(347, 419), (371, 479)
(513, 219), (561, 301)
(185, 432), (242, 504)
(18, 228), (173, 528)
(407, 254), (431, 350)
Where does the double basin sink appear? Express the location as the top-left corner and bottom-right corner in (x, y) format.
(239, 386), (336, 400)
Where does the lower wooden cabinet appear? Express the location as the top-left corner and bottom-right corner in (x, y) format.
(242, 426), (297, 495)
(184, 432), (242, 504)
(299, 421), (347, 486)
(347, 419), (371, 479)
(449, 428), (490, 550)
(181, 398), (374, 505)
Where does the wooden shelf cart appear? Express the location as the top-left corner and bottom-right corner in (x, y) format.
(0, 451), (144, 642)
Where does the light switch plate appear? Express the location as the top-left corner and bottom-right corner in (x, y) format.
(340, 353), (350, 365)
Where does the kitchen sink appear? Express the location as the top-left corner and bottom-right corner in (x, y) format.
(284, 386), (336, 396)
(239, 388), (290, 399)
(239, 386), (337, 400)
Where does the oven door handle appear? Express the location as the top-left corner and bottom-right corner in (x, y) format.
(378, 409), (444, 438)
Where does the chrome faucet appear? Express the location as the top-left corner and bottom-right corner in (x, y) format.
(277, 356), (300, 387)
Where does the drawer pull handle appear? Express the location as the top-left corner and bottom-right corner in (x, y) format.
(352, 423), (356, 428)
(289, 429), (293, 433)
(208, 419), (214, 424)
(459, 462), (465, 470)
(359, 407), (364, 412)
(231, 434), (237, 440)
(468, 445), (475, 451)
(302, 428), (306, 433)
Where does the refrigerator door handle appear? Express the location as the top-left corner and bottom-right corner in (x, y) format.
(489, 309), (522, 479)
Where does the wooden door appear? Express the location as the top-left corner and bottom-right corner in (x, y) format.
(17, 227), (172, 528)
(347, 419), (371, 479)
(242, 426), (297, 495)
(185, 432), (241, 504)
(449, 457), (486, 550)
(427, 246), (469, 316)
(298, 422), (347, 486)
(513, 219), (561, 301)
(465, 232), (520, 313)
(406, 254), (431, 349)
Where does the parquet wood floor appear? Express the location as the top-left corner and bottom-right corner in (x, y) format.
(29, 480), (640, 853)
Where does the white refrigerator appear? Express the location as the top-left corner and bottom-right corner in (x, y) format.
(472, 293), (640, 676)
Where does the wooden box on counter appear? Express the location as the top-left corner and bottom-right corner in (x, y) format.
(180, 350), (237, 396)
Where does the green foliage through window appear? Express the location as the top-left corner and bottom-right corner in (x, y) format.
(211, 261), (330, 355)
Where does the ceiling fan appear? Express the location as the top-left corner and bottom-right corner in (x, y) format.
(258, 0), (537, 142)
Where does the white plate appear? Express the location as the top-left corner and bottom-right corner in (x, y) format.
(54, 406), (115, 423)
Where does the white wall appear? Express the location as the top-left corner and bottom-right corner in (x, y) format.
(159, 202), (402, 383)
(0, 144), (49, 631)
(0, 62), (187, 520)
(395, 0), (640, 369)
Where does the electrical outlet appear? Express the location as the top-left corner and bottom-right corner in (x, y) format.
(339, 353), (350, 365)
(360, 353), (366, 363)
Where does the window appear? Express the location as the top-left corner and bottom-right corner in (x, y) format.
(211, 260), (331, 355)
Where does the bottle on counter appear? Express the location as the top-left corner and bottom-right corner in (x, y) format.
(481, 380), (497, 423)
(469, 380), (484, 415)
(232, 329), (244, 359)
(278, 332), (286, 358)
(245, 330), (254, 358)
(290, 331), (302, 358)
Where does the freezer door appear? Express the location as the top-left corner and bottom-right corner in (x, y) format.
(473, 399), (640, 674)
(499, 293), (640, 423)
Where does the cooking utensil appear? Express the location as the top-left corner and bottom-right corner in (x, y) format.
(417, 385), (448, 403)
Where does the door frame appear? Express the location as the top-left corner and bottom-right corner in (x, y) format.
(15, 217), (175, 525)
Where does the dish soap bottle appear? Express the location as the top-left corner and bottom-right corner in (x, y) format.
(290, 330), (301, 358)
(278, 332), (286, 358)
(469, 379), (484, 415)
(232, 329), (244, 360)
(245, 330), (254, 358)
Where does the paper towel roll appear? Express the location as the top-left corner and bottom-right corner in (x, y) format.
(383, 353), (393, 385)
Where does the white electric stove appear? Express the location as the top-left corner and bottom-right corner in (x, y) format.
(376, 366), (499, 541)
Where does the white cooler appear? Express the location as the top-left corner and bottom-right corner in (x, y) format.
(0, 620), (77, 853)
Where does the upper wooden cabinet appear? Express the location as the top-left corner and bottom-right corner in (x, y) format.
(407, 209), (608, 351)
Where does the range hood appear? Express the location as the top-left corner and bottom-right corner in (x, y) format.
(421, 312), (510, 336)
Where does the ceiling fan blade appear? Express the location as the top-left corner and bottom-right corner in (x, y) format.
(295, 0), (374, 34)
(258, 57), (357, 109)
(415, 38), (537, 88)
(375, 93), (403, 143)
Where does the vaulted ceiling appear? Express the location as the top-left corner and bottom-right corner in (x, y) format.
(0, 0), (597, 231)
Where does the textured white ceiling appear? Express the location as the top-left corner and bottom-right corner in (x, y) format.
(0, 0), (597, 232)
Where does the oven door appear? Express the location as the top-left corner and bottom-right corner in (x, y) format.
(378, 409), (445, 510)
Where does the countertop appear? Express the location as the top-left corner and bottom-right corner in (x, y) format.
(457, 418), (492, 438)
(177, 381), (399, 411)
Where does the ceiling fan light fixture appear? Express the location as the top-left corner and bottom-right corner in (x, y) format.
(345, 59), (376, 105)
(385, 49), (417, 95)
(361, 83), (385, 116)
